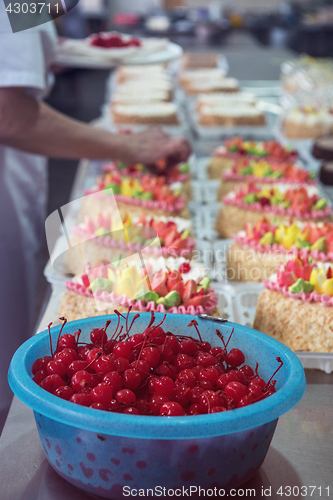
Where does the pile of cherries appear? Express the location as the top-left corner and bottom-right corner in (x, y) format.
(32, 311), (283, 417)
(90, 33), (141, 49)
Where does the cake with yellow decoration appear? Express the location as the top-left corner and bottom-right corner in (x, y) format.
(102, 159), (192, 200)
(253, 255), (333, 352)
(65, 212), (196, 275)
(80, 173), (189, 221)
(227, 218), (333, 282)
(208, 137), (297, 179)
(283, 106), (333, 139)
(217, 158), (316, 199)
(59, 258), (219, 321)
(215, 184), (331, 239)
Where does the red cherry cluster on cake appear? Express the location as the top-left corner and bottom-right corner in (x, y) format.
(32, 311), (283, 417)
(90, 33), (141, 48)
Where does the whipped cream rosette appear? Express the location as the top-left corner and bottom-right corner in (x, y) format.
(65, 212), (195, 275)
(253, 255), (333, 352)
(216, 184), (331, 239)
(208, 137), (298, 179)
(227, 218), (333, 283)
(217, 158), (317, 199)
(59, 257), (219, 322)
(80, 173), (189, 221)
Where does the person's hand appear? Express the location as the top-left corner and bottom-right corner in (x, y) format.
(119, 127), (192, 171)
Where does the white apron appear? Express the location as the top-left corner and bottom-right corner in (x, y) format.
(0, 4), (57, 411)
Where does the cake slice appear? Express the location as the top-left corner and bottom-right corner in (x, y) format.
(59, 258), (219, 321)
(253, 255), (333, 352)
(181, 52), (219, 69)
(208, 137), (298, 179)
(179, 68), (227, 85)
(80, 173), (189, 221)
(283, 107), (333, 139)
(65, 212), (195, 275)
(184, 77), (239, 95)
(112, 103), (179, 125)
(216, 184), (331, 238)
(198, 104), (265, 127)
(226, 218), (333, 282)
(196, 92), (256, 110)
(217, 158), (317, 199)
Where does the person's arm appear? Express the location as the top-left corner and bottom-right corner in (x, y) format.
(0, 87), (191, 165)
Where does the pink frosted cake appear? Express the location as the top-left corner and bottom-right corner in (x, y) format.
(227, 218), (333, 282)
(102, 160), (192, 199)
(216, 184), (331, 238)
(80, 173), (189, 221)
(253, 255), (333, 352)
(208, 137), (298, 179)
(66, 212), (195, 275)
(217, 158), (317, 199)
(59, 258), (219, 321)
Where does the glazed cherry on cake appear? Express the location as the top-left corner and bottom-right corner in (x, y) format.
(32, 310), (284, 416)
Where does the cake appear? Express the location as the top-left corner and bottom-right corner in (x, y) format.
(116, 64), (167, 84)
(226, 218), (333, 282)
(196, 92), (256, 110)
(198, 104), (265, 127)
(184, 77), (239, 95)
(102, 159), (192, 200)
(179, 68), (227, 86)
(59, 257), (219, 321)
(181, 52), (219, 69)
(65, 212), (196, 275)
(208, 137), (298, 179)
(112, 103), (179, 125)
(112, 88), (172, 103)
(312, 135), (333, 161)
(215, 184), (331, 238)
(217, 158), (317, 199)
(283, 107), (333, 139)
(80, 173), (189, 221)
(253, 255), (333, 352)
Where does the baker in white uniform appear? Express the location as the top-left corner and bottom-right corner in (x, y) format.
(0, 4), (191, 421)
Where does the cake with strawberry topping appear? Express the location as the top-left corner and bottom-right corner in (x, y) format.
(80, 173), (189, 221)
(65, 213), (195, 275)
(227, 218), (333, 282)
(217, 158), (316, 199)
(216, 185), (331, 238)
(59, 258), (219, 321)
(253, 255), (333, 352)
(208, 137), (297, 179)
(102, 160), (192, 200)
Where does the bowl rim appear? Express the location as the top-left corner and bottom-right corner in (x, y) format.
(8, 313), (306, 439)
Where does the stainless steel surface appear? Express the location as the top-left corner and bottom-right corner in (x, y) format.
(1, 385), (332, 500)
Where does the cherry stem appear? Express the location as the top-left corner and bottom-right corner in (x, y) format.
(104, 313), (121, 350)
(75, 329), (82, 345)
(127, 313), (140, 337)
(147, 311), (155, 329)
(216, 329), (227, 350)
(265, 357), (284, 389)
(48, 322), (53, 357)
(187, 320), (202, 342)
(55, 317), (67, 353)
(254, 362), (260, 378)
(126, 306), (133, 334)
(224, 327), (234, 350)
(84, 351), (102, 371)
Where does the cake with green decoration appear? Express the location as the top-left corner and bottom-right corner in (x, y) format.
(217, 158), (316, 199)
(102, 159), (192, 200)
(65, 212), (196, 275)
(59, 257), (219, 322)
(226, 218), (333, 282)
(80, 172), (189, 221)
(208, 137), (297, 179)
(216, 184), (331, 239)
(253, 255), (333, 352)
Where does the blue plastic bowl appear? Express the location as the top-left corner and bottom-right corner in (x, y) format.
(9, 313), (305, 499)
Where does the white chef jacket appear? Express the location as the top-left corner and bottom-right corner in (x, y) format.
(0, 3), (57, 411)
